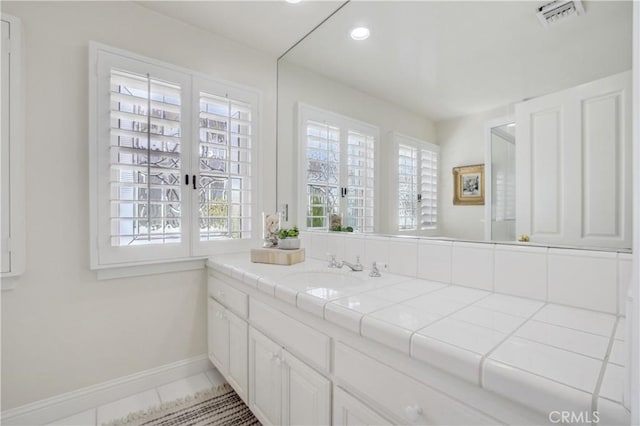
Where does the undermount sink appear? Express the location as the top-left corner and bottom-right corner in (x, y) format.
(281, 270), (364, 289)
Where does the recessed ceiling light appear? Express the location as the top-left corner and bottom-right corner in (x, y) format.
(350, 27), (370, 41)
(286, 0), (301, 3)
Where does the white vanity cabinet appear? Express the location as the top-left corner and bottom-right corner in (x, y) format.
(333, 387), (392, 426)
(207, 297), (248, 403)
(249, 327), (331, 426)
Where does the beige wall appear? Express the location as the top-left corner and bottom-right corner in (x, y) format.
(277, 61), (436, 234)
(0, 1), (276, 410)
(436, 106), (511, 240)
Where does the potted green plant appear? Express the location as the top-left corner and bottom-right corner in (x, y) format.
(277, 226), (300, 250)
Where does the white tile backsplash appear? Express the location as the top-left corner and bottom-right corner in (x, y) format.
(547, 248), (618, 313)
(327, 233), (346, 261)
(363, 236), (390, 269)
(451, 242), (494, 290)
(387, 238), (418, 276)
(309, 232), (328, 260)
(343, 235), (366, 264)
(307, 233), (622, 314)
(417, 239), (452, 283)
(494, 246), (547, 300)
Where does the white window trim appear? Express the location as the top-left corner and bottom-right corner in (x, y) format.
(296, 103), (380, 232)
(89, 42), (260, 275)
(1, 14), (25, 289)
(392, 132), (440, 235)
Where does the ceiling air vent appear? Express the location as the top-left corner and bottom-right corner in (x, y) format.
(537, 0), (585, 26)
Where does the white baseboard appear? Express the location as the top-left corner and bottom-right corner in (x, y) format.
(1, 354), (213, 426)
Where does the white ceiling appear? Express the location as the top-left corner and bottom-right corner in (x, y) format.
(136, 0), (344, 56)
(282, 1), (633, 121)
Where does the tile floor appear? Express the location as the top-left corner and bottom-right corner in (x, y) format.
(46, 369), (225, 426)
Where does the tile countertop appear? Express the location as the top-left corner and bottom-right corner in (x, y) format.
(207, 253), (629, 423)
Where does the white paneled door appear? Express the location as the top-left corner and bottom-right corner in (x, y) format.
(516, 71), (632, 248)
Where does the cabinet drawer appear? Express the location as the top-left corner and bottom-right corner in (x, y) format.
(333, 387), (392, 426)
(334, 342), (497, 425)
(208, 273), (248, 318)
(250, 299), (330, 373)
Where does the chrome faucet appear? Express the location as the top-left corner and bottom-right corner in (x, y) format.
(369, 261), (382, 277)
(341, 256), (363, 272)
(327, 253), (341, 268)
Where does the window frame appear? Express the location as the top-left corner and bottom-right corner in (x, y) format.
(393, 132), (440, 234)
(297, 103), (379, 233)
(1, 13), (25, 286)
(89, 42), (260, 271)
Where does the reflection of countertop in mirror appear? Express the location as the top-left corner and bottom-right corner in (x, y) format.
(208, 252), (628, 424)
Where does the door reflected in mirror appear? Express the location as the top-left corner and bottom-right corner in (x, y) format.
(487, 121), (516, 243)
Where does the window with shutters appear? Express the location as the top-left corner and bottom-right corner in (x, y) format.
(90, 44), (258, 270)
(1, 14), (25, 285)
(299, 104), (377, 232)
(395, 133), (439, 232)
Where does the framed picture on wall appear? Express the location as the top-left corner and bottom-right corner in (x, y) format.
(453, 164), (485, 205)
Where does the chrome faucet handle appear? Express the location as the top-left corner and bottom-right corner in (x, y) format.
(327, 253), (341, 268)
(369, 261), (381, 277)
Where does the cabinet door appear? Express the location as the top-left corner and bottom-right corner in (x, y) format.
(207, 298), (229, 373)
(249, 328), (282, 426)
(333, 387), (392, 426)
(282, 349), (331, 426)
(227, 309), (248, 403)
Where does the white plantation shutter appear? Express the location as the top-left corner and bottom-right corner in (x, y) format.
(110, 70), (183, 246)
(398, 144), (418, 231)
(198, 92), (253, 240)
(420, 148), (438, 228)
(346, 131), (375, 232)
(395, 134), (439, 232)
(300, 105), (378, 232)
(92, 45), (259, 268)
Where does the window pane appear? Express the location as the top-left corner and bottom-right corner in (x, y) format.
(346, 131), (375, 232)
(198, 93), (252, 240)
(305, 120), (340, 230)
(421, 148), (438, 229)
(398, 144), (417, 230)
(110, 70), (182, 246)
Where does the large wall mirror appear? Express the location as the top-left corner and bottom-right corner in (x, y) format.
(276, 0), (633, 250)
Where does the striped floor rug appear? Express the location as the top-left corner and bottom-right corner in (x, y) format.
(105, 384), (261, 426)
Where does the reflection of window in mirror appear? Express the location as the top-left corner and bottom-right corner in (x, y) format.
(298, 104), (377, 233)
(395, 133), (439, 233)
(1, 14), (25, 287)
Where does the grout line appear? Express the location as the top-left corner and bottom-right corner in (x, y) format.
(94, 407), (98, 426)
(529, 316), (617, 340)
(487, 358), (598, 395)
(155, 388), (163, 404)
(513, 334), (609, 363)
(591, 316), (621, 421)
(545, 247), (550, 302)
(356, 283), (453, 335)
(478, 302), (548, 387)
(616, 253), (621, 316)
(406, 292), (495, 357)
(491, 244), (496, 292)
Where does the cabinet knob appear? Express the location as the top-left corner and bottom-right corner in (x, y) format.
(405, 404), (423, 422)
